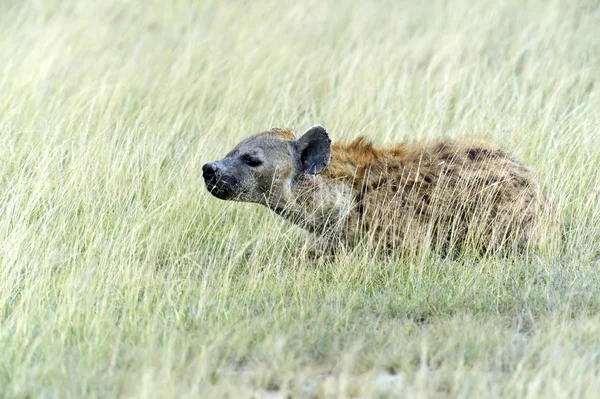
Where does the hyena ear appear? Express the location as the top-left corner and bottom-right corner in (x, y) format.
(294, 125), (332, 175)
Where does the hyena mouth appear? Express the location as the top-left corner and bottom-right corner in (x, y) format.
(204, 180), (232, 200)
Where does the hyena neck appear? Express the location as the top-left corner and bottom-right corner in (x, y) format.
(270, 174), (355, 235)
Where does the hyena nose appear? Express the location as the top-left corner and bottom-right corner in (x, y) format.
(202, 162), (217, 179)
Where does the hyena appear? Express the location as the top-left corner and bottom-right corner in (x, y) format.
(202, 125), (551, 256)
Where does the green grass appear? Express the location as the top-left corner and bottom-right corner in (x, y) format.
(1, 0), (599, 397)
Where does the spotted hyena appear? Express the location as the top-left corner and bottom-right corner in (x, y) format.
(203, 125), (551, 256)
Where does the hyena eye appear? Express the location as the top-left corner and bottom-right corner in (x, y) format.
(243, 155), (262, 167)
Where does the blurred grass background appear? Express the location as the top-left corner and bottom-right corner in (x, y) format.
(0, 0), (599, 397)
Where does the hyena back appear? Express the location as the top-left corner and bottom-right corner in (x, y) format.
(203, 125), (552, 256)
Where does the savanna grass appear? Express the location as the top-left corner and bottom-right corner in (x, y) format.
(0, 0), (599, 397)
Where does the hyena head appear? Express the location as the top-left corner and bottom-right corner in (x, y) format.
(202, 125), (331, 209)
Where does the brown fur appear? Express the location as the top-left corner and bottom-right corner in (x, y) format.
(282, 132), (548, 255)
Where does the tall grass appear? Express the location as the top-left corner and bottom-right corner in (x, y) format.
(0, 0), (599, 397)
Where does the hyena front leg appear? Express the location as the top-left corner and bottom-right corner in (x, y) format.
(300, 229), (349, 262)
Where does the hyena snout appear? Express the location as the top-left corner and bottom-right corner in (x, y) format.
(202, 161), (237, 200)
(202, 162), (220, 179)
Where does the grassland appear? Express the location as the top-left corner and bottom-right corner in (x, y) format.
(0, 0), (599, 397)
